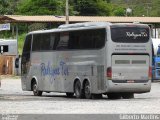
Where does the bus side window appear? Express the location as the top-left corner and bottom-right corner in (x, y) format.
(50, 33), (56, 50)
(94, 30), (106, 48)
(68, 31), (80, 49)
(22, 34), (32, 75)
(40, 33), (51, 51)
(23, 35), (32, 53)
(53, 33), (60, 50)
(32, 34), (40, 51)
(56, 32), (69, 50)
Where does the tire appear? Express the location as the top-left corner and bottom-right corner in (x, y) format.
(84, 81), (92, 99)
(74, 80), (83, 98)
(121, 93), (134, 99)
(107, 93), (121, 99)
(66, 92), (74, 97)
(32, 81), (43, 96)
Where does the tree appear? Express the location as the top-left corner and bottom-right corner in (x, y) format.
(112, 7), (125, 16)
(0, 0), (9, 15)
(75, 0), (111, 16)
(17, 0), (66, 15)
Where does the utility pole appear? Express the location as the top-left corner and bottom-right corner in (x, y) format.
(65, 0), (69, 24)
(144, 1), (152, 16)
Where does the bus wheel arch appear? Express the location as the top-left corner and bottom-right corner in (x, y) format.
(31, 78), (42, 96)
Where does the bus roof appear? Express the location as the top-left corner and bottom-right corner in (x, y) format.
(28, 22), (149, 35)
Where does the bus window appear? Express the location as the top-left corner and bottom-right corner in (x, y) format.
(53, 33), (60, 50)
(111, 26), (149, 43)
(21, 34), (32, 75)
(56, 32), (69, 50)
(32, 34), (40, 51)
(32, 33), (53, 51)
(40, 33), (51, 50)
(68, 29), (105, 50)
(23, 35), (32, 53)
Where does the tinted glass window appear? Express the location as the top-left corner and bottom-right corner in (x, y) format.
(31, 29), (105, 51)
(56, 32), (69, 50)
(22, 35), (32, 75)
(69, 29), (105, 49)
(111, 26), (149, 43)
(32, 33), (59, 51)
(23, 35), (32, 53)
(32, 34), (40, 51)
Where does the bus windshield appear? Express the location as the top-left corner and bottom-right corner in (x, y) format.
(111, 25), (149, 43)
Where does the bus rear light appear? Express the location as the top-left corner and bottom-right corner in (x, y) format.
(148, 66), (152, 79)
(107, 67), (112, 79)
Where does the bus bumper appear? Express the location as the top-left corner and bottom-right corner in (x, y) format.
(106, 80), (151, 93)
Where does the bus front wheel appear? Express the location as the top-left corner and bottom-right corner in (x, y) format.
(32, 81), (43, 96)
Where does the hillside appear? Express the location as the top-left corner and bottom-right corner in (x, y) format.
(111, 0), (160, 17)
(0, 0), (160, 55)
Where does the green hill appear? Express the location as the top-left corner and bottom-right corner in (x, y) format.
(111, 0), (160, 17)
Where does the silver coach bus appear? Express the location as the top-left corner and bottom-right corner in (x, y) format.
(21, 22), (152, 99)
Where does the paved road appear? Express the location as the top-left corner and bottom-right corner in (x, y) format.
(0, 78), (160, 114)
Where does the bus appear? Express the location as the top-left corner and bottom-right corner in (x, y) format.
(0, 39), (17, 55)
(21, 22), (152, 99)
(152, 38), (160, 80)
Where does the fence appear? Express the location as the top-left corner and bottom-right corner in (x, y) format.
(0, 56), (16, 75)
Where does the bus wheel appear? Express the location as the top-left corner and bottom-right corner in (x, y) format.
(107, 93), (121, 99)
(121, 93), (134, 99)
(74, 80), (82, 98)
(66, 92), (74, 98)
(74, 80), (83, 98)
(84, 81), (92, 99)
(32, 81), (42, 96)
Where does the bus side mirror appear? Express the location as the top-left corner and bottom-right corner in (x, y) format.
(15, 58), (19, 68)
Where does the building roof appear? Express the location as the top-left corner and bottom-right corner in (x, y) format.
(0, 15), (160, 23)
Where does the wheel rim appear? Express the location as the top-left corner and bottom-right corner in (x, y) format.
(33, 84), (38, 95)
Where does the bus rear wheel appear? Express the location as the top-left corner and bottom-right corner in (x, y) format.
(84, 81), (92, 99)
(32, 81), (42, 96)
(74, 80), (83, 98)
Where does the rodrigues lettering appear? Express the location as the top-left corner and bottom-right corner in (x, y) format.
(41, 61), (69, 81)
(126, 32), (148, 39)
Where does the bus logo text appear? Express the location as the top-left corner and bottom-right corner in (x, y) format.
(126, 32), (148, 39)
(41, 61), (69, 82)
